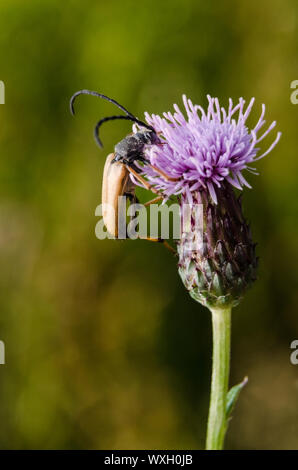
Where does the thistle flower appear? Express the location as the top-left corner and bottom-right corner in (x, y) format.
(139, 95), (281, 205)
(135, 94), (280, 450)
(135, 94), (280, 308)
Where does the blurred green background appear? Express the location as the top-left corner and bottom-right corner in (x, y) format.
(0, 0), (297, 450)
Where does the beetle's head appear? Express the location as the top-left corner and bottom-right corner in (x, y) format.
(140, 129), (159, 145)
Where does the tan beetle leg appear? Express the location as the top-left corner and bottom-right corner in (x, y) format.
(143, 198), (176, 253)
(127, 165), (180, 195)
(148, 164), (180, 182)
(126, 165), (176, 255)
(139, 237), (176, 255)
(126, 166), (160, 194)
(144, 196), (163, 206)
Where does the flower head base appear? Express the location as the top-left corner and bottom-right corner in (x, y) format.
(139, 95), (281, 204)
(178, 185), (258, 308)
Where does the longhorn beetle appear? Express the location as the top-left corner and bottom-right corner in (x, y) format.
(69, 90), (178, 251)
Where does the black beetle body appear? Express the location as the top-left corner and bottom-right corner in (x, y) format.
(113, 130), (160, 168)
(69, 90), (178, 252)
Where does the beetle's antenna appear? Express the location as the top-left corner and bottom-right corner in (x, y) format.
(70, 90), (135, 117)
(94, 115), (155, 148)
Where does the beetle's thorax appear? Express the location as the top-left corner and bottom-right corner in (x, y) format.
(114, 129), (159, 165)
(114, 134), (143, 158)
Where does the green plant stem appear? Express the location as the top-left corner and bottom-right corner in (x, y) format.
(206, 306), (232, 450)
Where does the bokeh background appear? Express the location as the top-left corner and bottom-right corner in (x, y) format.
(0, 0), (297, 450)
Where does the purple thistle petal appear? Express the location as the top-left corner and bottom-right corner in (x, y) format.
(136, 95), (281, 203)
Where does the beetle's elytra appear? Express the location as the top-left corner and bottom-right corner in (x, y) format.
(101, 153), (136, 238)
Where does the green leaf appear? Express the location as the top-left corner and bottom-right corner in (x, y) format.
(226, 376), (248, 418)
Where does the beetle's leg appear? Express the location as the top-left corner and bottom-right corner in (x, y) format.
(139, 237), (176, 255)
(124, 154), (149, 166)
(124, 192), (138, 203)
(123, 192), (140, 239)
(126, 166), (160, 194)
(144, 196), (163, 206)
(133, 152), (180, 182)
(162, 241), (177, 255)
(148, 164), (180, 182)
(124, 154), (179, 183)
